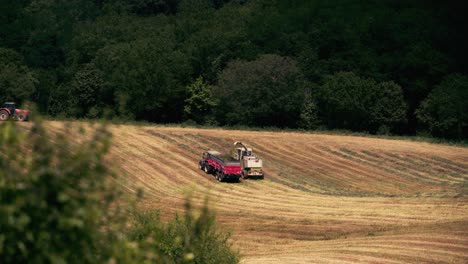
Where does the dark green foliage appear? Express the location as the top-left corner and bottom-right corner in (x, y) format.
(0, 48), (37, 103)
(417, 74), (468, 139)
(370, 81), (408, 134)
(298, 89), (320, 130)
(318, 72), (407, 133)
(0, 0), (31, 49)
(184, 77), (216, 124)
(0, 0), (467, 138)
(21, 0), (99, 68)
(68, 63), (106, 117)
(93, 28), (191, 122)
(31, 68), (59, 114)
(128, 0), (180, 15)
(319, 72), (375, 131)
(130, 201), (239, 264)
(214, 54), (303, 127)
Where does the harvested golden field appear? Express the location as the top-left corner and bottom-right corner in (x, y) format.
(49, 121), (468, 263)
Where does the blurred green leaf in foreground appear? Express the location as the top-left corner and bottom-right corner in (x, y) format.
(0, 116), (238, 263)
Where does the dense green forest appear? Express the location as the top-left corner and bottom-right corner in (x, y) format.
(1, 0), (467, 138)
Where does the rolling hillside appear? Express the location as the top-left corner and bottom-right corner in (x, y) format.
(49, 122), (468, 263)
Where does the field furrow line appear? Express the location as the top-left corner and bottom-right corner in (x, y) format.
(249, 143), (360, 194)
(283, 143), (416, 194)
(379, 151), (464, 183)
(329, 147), (443, 186)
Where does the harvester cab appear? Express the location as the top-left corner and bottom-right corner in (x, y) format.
(233, 141), (264, 179)
(233, 147), (252, 161)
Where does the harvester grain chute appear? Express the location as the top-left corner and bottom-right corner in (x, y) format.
(233, 141), (264, 179)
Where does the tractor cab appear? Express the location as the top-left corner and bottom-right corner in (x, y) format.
(4, 102), (16, 113)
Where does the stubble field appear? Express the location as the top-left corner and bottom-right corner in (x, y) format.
(49, 122), (468, 263)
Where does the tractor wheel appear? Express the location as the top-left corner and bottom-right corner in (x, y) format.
(0, 110), (9, 121)
(204, 165), (211, 174)
(198, 162), (203, 170)
(16, 114), (25, 122)
(218, 173), (224, 182)
(241, 171), (248, 179)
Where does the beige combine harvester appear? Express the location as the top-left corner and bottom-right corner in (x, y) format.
(232, 141), (264, 179)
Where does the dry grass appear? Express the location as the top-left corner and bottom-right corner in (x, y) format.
(46, 121), (468, 263)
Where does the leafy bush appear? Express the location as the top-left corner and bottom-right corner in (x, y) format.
(0, 117), (239, 263)
(184, 77), (216, 124)
(130, 201), (239, 264)
(0, 117), (120, 263)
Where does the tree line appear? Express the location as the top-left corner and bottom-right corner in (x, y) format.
(1, 0), (467, 138)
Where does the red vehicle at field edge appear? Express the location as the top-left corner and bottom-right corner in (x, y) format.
(199, 151), (242, 182)
(0, 102), (30, 121)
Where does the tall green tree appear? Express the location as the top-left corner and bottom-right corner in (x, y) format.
(370, 81), (408, 134)
(184, 77), (216, 124)
(298, 89), (320, 130)
(416, 74), (468, 139)
(0, 48), (37, 103)
(69, 63), (106, 117)
(318, 72), (407, 133)
(213, 54), (304, 127)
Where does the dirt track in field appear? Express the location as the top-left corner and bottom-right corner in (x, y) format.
(50, 122), (468, 263)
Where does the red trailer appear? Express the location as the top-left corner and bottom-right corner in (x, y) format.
(199, 151), (242, 182)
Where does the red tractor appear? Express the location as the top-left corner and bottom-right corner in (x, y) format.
(0, 102), (30, 121)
